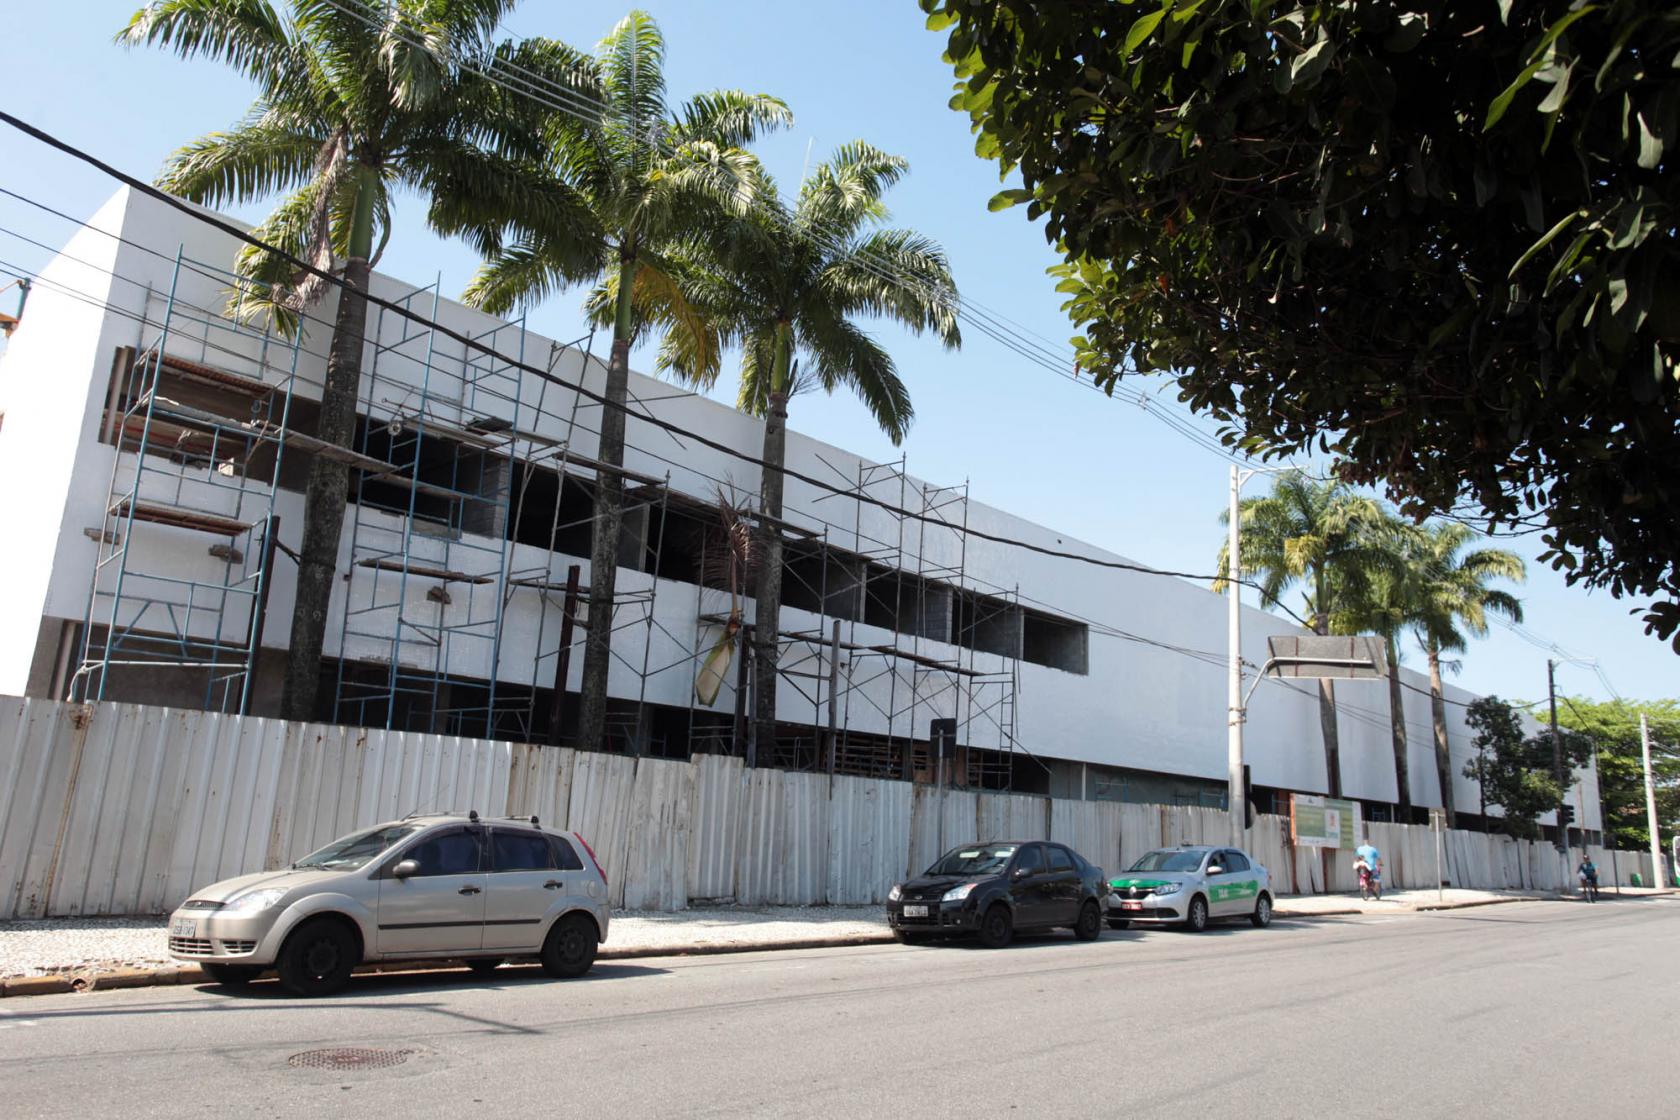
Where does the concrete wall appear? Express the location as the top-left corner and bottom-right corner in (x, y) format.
(0, 697), (1640, 920)
(0, 188), (1588, 825)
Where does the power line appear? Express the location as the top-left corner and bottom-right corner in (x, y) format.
(2, 112), (1330, 620)
(0, 198), (1312, 685)
(318, 0), (1271, 470)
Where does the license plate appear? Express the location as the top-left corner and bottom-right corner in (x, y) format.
(1120, 901), (1143, 911)
(902, 904), (928, 918)
(170, 918), (197, 937)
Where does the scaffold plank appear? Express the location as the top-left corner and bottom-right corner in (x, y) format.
(354, 557), (496, 584)
(110, 499), (252, 537)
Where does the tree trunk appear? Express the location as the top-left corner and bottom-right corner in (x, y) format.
(279, 171), (376, 721)
(1313, 606), (1342, 798)
(1386, 634), (1411, 819)
(576, 249), (636, 753)
(1427, 644), (1456, 828)
(751, 388), (789, 761)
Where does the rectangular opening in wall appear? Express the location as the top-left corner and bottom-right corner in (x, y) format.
(952, 590), (1021, 658)
(779, 545), (864, 621)
(1022, 609), (1088, 674)
(507, 461), (594, 558)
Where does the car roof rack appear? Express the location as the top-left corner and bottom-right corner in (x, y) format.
(488, 814), (541, 827)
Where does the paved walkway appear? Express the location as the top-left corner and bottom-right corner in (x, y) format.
(0, 906), (887, 980)
(3, 888), (1670, 986)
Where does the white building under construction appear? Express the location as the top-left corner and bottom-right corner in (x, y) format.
(0, 187), (1599, 831)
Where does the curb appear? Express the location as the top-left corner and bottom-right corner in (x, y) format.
(0, 895), (1598, 999)
(0, 933), (901, 999)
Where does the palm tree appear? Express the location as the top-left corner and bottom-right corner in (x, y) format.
(1407, 521), (1525, 828)
(614, 143), (960, 756)
(119, 0), (556, 721)
(459, 11), (789, 753)
(1215, 471), (1388, 798)
(1332, 517), (1426, 818)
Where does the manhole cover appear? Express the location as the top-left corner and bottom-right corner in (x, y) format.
(287, 1047), (413, 1071)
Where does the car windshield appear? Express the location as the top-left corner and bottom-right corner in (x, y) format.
(927, 844), (1018, 877)
(293, 824), (424, 871)
(1128, 849), (1206, 873)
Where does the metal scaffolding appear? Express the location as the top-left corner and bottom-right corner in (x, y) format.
(67, 248), (1029, 785)
(331, 280), (528, 734)
(685, 454), (1028, 789)
(74, 248), (303, 713)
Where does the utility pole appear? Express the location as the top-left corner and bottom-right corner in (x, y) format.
(1548, 659), (1569, 887)
(1227, 465), (1246, 848)
(1641, 712), (1664, 890)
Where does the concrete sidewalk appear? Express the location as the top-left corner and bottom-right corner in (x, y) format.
(3, 888), (1670, 996)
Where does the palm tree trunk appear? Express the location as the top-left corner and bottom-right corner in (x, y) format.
(279, 168), (376, 721)
(576, 248), (636, 753)
(1427, 644), (1456, 828)
(750, 324), (792, 762)
(1386, 634), (1411, 818)
(1312, 583), (1342, 798)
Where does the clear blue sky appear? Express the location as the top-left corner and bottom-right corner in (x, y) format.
(1, 0), (1670, 707)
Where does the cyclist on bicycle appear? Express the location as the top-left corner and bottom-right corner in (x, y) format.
(1577, 857), (1599, 901)
(1354, 843), (1383, 897)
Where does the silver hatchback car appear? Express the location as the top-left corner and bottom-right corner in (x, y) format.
(166, 812), (611, 995)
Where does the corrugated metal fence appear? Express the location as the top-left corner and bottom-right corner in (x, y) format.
(0, 698), (1659, 919)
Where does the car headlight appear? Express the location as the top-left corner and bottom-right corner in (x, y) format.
(888, 884), (902, 901)
(1153, 883), (1182, 896)
(941, 883), (976, 902)
(220, 887), (288, 913)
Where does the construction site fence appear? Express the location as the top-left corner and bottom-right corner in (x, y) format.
(0, 697), (1660, 920)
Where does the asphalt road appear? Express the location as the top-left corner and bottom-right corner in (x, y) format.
(1, 899), (1673, 1119)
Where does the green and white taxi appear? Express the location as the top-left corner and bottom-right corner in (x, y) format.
(1104, 845), (1273, 932)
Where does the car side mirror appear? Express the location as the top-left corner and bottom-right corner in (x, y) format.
(1207, 866), (1223, 876)
(1013, 866), (1031, 880)
(392, 859), (420, 879)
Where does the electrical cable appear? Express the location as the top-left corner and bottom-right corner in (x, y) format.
(1, 110), (1328, 621)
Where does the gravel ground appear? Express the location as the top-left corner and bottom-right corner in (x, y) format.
(0, 906), (890, 978)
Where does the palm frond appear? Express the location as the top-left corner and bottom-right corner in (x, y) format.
(155, 113), (326, 208)
(598, 10), (668, 163)
(673, 90), (793, 149)
(116, 0), (293, 86)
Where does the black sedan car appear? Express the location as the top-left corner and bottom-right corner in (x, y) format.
(886, 840), (1107, 948)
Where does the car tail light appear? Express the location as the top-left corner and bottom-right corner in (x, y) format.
(576, 833), (607, 888)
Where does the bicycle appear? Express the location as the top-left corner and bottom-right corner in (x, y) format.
(1358, 865), (1383, 901)
(1579, 876), (1599, 903)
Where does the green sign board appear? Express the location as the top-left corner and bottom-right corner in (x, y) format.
(1290, 793), (1360, 849)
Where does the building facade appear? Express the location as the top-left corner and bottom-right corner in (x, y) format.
(0, 188), (1599, 830)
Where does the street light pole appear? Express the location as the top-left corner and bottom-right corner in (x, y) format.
(1228, 465), (1247, 848)
(1641, 712), (1664, 890)
(1547, 659), (1569, 890)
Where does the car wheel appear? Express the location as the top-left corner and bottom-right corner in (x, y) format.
(1073, 900), (1101, 941)
(466, 958), (505, 975)
(1184, 895), (1209, 933)
(978, 904), (1013, 949)
(276, 918), (357, 997)
(893, 930), (928, 945)
(1106, 918), (1130, 931)
(540, 913), (599, 979)
(1251, 893), (1273, 929)
(199, 963), (261, 987)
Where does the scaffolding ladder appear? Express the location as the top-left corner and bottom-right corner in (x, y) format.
(74, 248), (302, 713)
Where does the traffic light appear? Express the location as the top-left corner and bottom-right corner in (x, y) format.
(1243, 764), (1256, 828)
(1559, 804), (1575, 827)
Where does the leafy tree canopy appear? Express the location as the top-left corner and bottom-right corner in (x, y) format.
(1463, 696), (1590, 839)
(1550, 695), (1680, 847)
(922, 0), (1680, 647)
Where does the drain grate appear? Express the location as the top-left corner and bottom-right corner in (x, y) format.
(288, 1047), (413, 1071)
